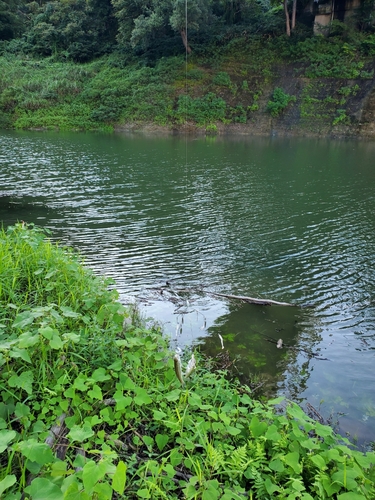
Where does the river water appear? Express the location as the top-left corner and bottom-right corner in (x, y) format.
(1, 130), (375, 446)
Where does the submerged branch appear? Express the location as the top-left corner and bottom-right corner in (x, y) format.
(208, 291), (296, 307)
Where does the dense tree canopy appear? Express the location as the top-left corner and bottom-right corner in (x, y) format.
(0, 0), (24, 40)
(0, 0), (374, 60)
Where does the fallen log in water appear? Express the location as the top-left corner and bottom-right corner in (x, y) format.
(208, 291), (296, 307)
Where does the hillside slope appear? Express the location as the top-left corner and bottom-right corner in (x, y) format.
(1, 36), (375, 138)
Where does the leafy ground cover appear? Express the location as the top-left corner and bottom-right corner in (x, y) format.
(0, 32), (374, 134)
(1, 223), (375, 499)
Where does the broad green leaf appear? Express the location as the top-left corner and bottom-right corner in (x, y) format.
(300, 438), (320, 450)
(240, 394), (253, 406)
(155, 434), (169, 452)
(202, 488), (220, 500)
(9, 347), (32, 362)
(24, 478), (63, 500)
(249, 416), (267, 437)
(0, 475), (17, 496)
(137, 488), (151, 498)
(8, 370), (33, 395)
(50, 334), (64, 350)
(309, 454), (327, 469)
(153, 410), (167, 420)
(120, 375), (136, 391)
(108, 359), (123, 371)
(18, 332), (39, 348)
(315, 422), (334, 438)
(50, 460), (67, 478)
(82, 460), (103, 493)
(143, 435), (154, 448)
(39, 326), (55, 340)
(15, 402), (30, 418)
(265, 477), (280, 495)
(62, 332), (81, 343)
(170, 448), (183, 466)
(45, 269), (57, 279)
(12, 311), (37, 329)
(165, 389), (181, 401)
(0, 340), (18, 350)
(227, 426), (241, 436)
(134, 388), (152, 406)
(67, 424), (94, 443)
(91, 367), (111, 382)
(60, 306), (81, 318)
(114, 394), (132, 410)
(284, 452), (301, 474)
(287, 402), (310, 421)
(112, 461), (127, 494)
(265, 424), (281, 442)
(18, 439), (54, 465)
(268, 396), (285, 406)
(87, 384), (103, 401)
(64, 479), (90, 500)
(73, 374), (88, 391)
(353, 450), (375, 469)
(93, 482), (112, 498)
(269, 458), (284, 472)
(0, 430), (17, 453)
(188, 393), (202, 407)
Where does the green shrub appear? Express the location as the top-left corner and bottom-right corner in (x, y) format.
(186, 68), (205, 80)
(267, 87), (296, 117)
(212, 71), (232, 87)
(175, 92), (226, 125)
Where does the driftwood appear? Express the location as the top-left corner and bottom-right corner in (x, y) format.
(209, 291), (296, 307)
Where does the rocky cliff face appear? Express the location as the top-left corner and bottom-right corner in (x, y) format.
(357, 85), (375, 136)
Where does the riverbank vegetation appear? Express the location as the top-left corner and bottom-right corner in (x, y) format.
(1, 222), (375, 499)
(1, 0), (375, 135)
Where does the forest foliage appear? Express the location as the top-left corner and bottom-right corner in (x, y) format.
(0, 0), (374, 62)
(1, 0), (375, 133)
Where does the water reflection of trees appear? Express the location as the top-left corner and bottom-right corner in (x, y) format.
(199, 301), (322, 400)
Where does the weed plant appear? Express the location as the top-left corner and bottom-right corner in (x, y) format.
(1, 223), (375, 499)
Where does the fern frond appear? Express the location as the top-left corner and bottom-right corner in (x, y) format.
(205, 442), (225, 471)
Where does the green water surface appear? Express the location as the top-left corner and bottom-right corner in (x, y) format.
(1, 130), (374, 445)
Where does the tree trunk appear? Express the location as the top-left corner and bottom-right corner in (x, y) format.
(180, 28), (192, 54)
(292, 0), (297, 30)
(284, 0), (291, 36)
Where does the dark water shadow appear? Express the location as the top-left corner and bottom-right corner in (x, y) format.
(0, 195), (58, 227)
(197, 300), (318, 397)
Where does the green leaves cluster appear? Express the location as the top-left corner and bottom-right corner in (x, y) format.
(1, 223), (375, 499)
(267, 87), (296, 117)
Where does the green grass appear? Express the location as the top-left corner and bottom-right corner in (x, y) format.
(1, 223), (375, 499)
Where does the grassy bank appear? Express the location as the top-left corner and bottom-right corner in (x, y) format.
(1, 223), (375, 499)
(1, 33), (375, 137)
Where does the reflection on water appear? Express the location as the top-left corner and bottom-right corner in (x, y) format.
(1, 129), (375, 446)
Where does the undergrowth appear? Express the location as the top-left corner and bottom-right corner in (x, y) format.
(0, 33), (374, 133)
(1, 223), (375, 499)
